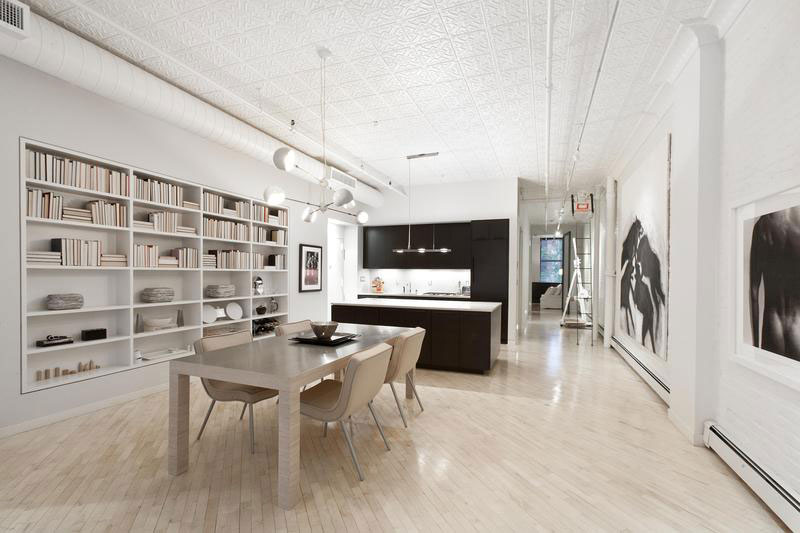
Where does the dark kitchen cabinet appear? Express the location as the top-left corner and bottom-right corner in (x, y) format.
(362, 223), (471, 269)
(378, 307), (432, 365)
(430, 311), (461, 368)
(432, 222), (472, 268)
(459, 313), (490, 371)
(331, 305), (380, 325)
(471, 219), (509, 343)
(363, 225), (409, 269)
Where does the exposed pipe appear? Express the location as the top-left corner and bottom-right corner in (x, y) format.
(544, 0), (554, 202)
(561, 0), (621, 209)
(603, 175), (616, 348)
(0, 12), (385, 207)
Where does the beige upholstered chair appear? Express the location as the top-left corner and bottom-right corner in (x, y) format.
(193, 330), (278, 453)
(275, 319), (312, 337)
(299, 343), (393, 481)
(384, 327), (426, 427)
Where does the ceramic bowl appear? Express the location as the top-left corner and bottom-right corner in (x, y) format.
(310, 321), (338, 340)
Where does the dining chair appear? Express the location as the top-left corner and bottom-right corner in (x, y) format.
(384, 327), (426, 427)
(275, 319), (312, 337)
(299, 343), (393, 481)
(193, 330), (278, 453)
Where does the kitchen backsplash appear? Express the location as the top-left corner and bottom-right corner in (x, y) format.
(359, 269), (471, 295)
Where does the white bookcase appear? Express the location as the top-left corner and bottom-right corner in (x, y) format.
(20, 138), (290, 393)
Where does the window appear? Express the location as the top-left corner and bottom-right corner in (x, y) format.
(539, 238), (563, 283)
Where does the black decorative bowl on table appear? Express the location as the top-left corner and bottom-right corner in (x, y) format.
(310, 321), (338, 340)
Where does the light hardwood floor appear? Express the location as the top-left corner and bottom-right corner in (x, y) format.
(0, 311), (785, 531)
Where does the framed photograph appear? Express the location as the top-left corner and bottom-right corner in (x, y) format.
(299, 244), (322, 292)
(735, 185), (800, 390)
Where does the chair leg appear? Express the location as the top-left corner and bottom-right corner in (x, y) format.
(339, 420), (364, 481)
(239, 403), (247, 420)
(248, 403), (255, 454)
(368, 401), (390, 451)
(408, 373), (424, 412)
(389, 383), (408, 428)
(322, 421), (328, 437)
(197, 399), (216, 441)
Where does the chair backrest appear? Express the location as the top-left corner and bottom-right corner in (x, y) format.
(384, 327), (426, 382)
(275, 319), (312, 337)
(193, 329), (252, 354)
(331, 343), (392, 419)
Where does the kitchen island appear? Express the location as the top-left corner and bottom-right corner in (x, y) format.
(331, 298), (501, 373)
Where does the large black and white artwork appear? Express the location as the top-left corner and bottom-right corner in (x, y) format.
(616, 137), (669, 360)
(743, 204), (800, 362)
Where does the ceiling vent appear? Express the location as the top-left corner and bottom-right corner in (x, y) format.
(326, 165), (357, 191)
(0, 0), (28, 39)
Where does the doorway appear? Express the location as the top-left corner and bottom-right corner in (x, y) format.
(326, 219), (358, 319)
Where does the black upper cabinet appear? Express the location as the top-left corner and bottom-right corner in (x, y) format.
(470, 219), (509, 343)
(362, 223), (471, 269)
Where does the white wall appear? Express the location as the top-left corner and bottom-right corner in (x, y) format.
(365, 178), (519, 341)
(0, 57), (350, 432)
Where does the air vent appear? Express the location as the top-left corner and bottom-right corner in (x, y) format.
(0, 0), (29, 39)
(326, 166), (357, 190)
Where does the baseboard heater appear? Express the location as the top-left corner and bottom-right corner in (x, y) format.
(611, 336), (670, 397)
(704, 423), (799, 529)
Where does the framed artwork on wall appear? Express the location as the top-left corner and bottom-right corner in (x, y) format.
(615, 135), (671, 362)
(735, 186), (800, 390)
(299, 244), (322, 292)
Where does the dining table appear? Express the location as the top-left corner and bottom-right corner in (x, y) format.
(167, 323), (413, 509)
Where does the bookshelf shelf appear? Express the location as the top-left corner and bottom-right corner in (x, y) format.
(27, 335), (130, 354)
(133, 325), (202, 339)
(20, 138), (290, 393)
(26, 304), (130, 317)
(26, 217), (129, 232)
(24, 179), (130, 202)
(253, 332), (276, 341)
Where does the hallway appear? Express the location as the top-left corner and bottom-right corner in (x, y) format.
(0, 314), (783, 531)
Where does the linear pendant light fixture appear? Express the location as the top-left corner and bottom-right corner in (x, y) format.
(393, 152), (450, 254)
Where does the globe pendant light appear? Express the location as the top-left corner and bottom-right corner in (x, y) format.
(392, 153), (450, 254)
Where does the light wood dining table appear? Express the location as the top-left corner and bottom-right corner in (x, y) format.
(167, 323), (412, 509)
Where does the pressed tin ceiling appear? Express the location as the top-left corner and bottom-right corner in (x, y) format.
(24, 0), (711, 190)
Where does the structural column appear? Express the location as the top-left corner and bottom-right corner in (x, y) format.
(603, 175), (616, 348)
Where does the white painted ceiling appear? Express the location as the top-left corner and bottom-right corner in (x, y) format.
(25, 0), (710, 190)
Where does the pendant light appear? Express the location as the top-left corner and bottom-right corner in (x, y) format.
(392, 152), (450, 254)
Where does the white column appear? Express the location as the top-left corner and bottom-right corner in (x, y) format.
(603, 176), (617, 347)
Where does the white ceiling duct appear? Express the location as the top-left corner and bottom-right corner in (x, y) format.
(0, 12), (384, 208)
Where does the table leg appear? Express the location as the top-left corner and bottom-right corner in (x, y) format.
(405, 368), (415, 399)
(278, 387), (301, 509)
(168, 369), (189, 475)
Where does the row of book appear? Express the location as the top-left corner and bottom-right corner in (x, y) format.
(253, 253), (286, 270)
(208, 250), (250, 270)
(253, 204), (287, 225)
(254, 227), (286, 245)
(26, 149), (129, 196)
(51, 238), (101, 266)
(134, 245), (199, 268)
(26, 249), (127, 267)
(27, 189), (63, 220)
(86, 200), (127, 227)
(132, 211), (196, 234)
(203, 218), (249, 240)
(203, 192), (250, 218)
(134, 177), (184, 207)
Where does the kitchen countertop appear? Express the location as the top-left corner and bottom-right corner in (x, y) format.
(357, 292), (470, 299)
(333, 298), (501, 312)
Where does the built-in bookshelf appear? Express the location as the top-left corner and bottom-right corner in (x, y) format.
(20, 139), (291, 393)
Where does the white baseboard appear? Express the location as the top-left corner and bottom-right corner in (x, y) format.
(704, 422), (798, 529)
(0, 382), (170, 438)
(610, 336), (670, 404)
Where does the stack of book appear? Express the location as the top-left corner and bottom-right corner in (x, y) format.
(87, 200), (127, 227)
(202, 254), (217, 269)
(210, 250), (249, 270)
(254, 227), (285, 244)
(51, 238), (102, 266)
(27, 251), (62, 265)
(203, 218), (248, 240)
(134, 244), (159, 267)
(100, 254), (127, 267)
(158, 256), (179, 268)
(134, 176), (184, 206)
(27, 189), (63, 220)
(26, 149), (129, 195)
(149, 211), (178, 233)
(253, 205), (287, 226)
(183, 200), (200, 210)
(62, 207), (92, 223)
(171, 247), (198, 268)
(133, 220), (155, 231)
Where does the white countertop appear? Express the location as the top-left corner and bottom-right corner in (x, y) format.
(333, 298), (501, 312)
(357, 292), (470, 299)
